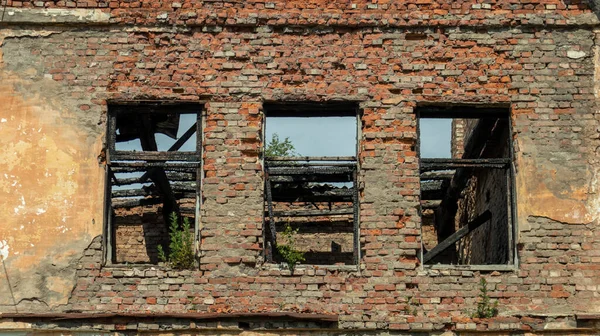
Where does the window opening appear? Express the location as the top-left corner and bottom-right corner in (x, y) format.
(105, 102), (201, 265)
(417, 106), (514, 266)
(263, 102), (360, 266)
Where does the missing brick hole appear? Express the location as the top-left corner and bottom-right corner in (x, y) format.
(238, 322), (250, 330)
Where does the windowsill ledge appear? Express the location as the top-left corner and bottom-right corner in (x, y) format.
(261, 263), (359, 274)
(417, 264), (516, 274)
(101, 263), (198, 276)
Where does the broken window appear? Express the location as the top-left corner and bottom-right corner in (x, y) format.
(263, 102), (360, 266)
(104, 102), (201, 265)
(417, 105), (515, 266)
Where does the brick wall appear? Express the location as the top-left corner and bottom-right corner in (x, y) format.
(1, 1), (600, 333)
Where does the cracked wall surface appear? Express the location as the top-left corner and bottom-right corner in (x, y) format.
(0, 2), (599, 334)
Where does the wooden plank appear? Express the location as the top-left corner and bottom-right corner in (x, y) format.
(422, 210), (492, 264)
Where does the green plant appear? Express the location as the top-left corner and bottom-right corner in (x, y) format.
(265, 133), (298, 157)
(157, 213), (195, 270)
(472, 278), (499, 318)
(276, 224), (305, 273)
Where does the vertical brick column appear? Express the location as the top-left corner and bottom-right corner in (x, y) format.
(360, 102), (421, 274)
(200, 101), (263, 270)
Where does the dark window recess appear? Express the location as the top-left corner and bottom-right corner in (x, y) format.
(417, 105), (515, 266)
(104, 102), (201, 265)
(263, 102), (360, 266)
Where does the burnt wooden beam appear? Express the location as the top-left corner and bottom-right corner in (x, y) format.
(111, 152), (200, 162)
(421, 200), (442, 209)
(167, 122), (197, 152)
(423, 210), (491, 264)
(269, 175), (353, 183)
(171, 181), (197, 191)
(266, 162), (357, 167)
(110, 161), (200, 168)
(112, 189), (157, 198)
(266, 156), (356, 162)
(420, 161), (509, 171)
(112, 198), (164, 208)
(112, 173), (195, 186)
(420, 170), (455, 180)
(267, 166), (355, 175)
(271, 209), (354, 217)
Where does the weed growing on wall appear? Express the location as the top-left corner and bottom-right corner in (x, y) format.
(277, 224), (305, 273)
(472, 278), (499, 318)
(158, 213), (195, 269)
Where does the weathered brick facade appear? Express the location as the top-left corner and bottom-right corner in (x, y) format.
(1, 1), (600, 334)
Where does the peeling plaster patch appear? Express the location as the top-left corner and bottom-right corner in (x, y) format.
(36, 208), (47, 215)
(0, 240), (9, 260)
(1, 118), (6, 122)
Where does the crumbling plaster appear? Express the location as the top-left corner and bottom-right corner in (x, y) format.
(0, 29), (105, 311)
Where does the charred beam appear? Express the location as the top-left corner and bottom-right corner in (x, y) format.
(269, 175), (353, 183)
(266, 162), (357, 167)
(420, 170), (455, 180)
(112, 188), (156, 198)
(267, 166), (355, 175)
(423, 210), (492, 264)
(112, 198), (164, 208)
(266, 156), (356, 162)
(111, 152), (200, 162)
(421, 200), (442, 209)
(271, 209), (354, 217)
(110, 161), (200, 168)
